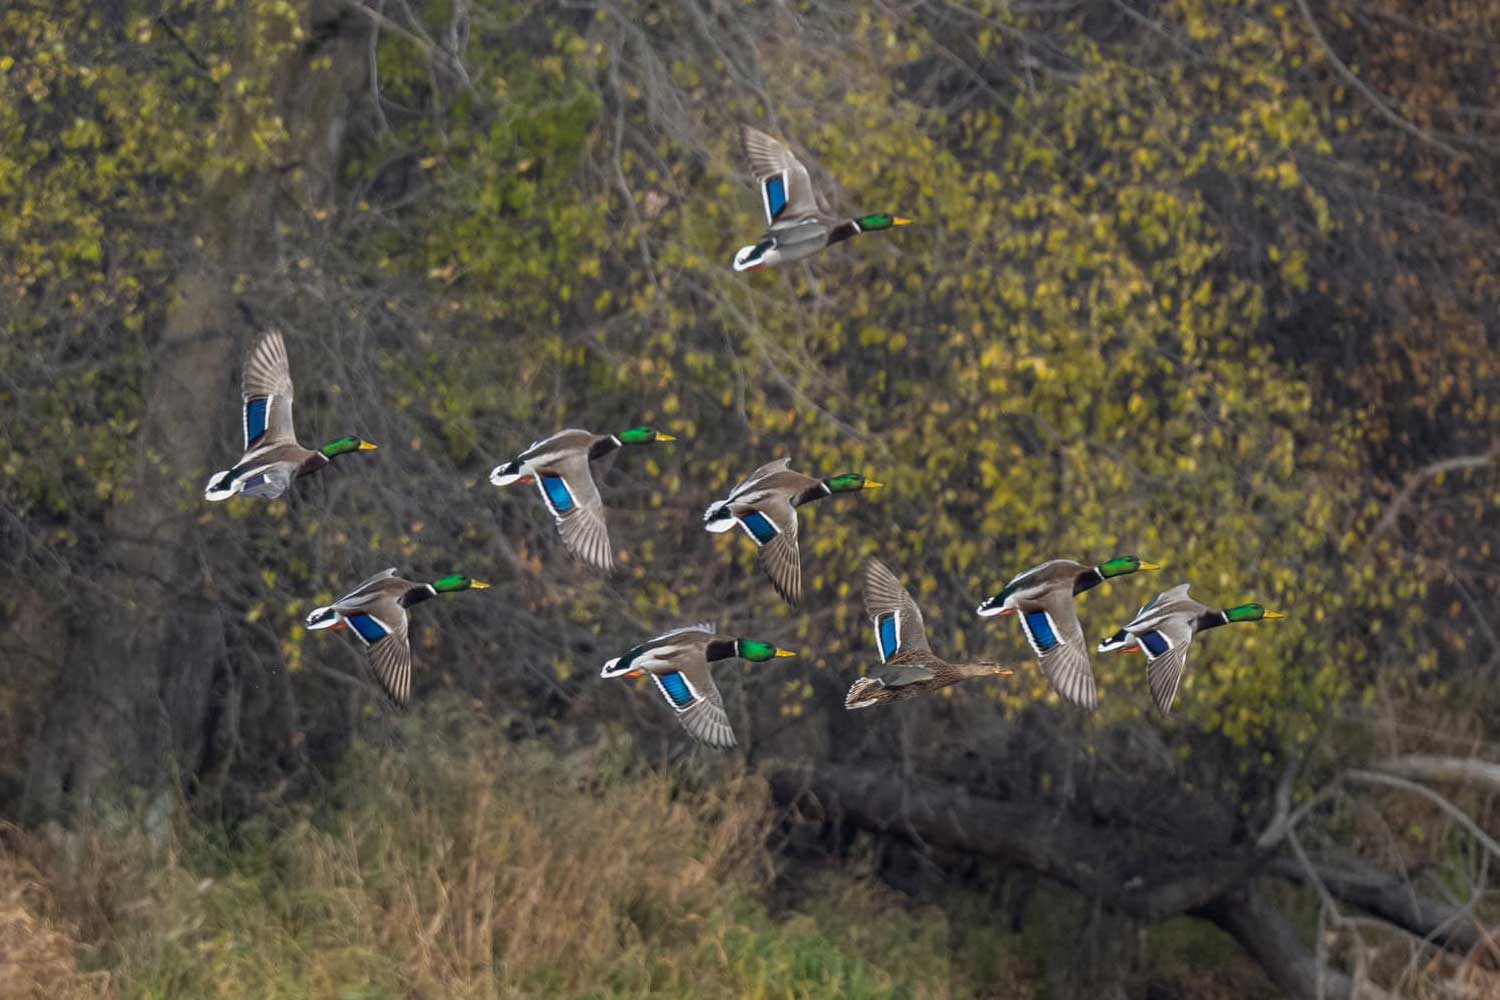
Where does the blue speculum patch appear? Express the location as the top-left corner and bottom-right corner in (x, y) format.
(1140, 630), (1170, 657)
(541, 475), (575, 513)
(348, 613), (389, 643)
(245, 397), (269, 444)
(741, 511), (778, 544)
(878, 614), (898, 659)
(658, 671), (693, 708)
(1024, 611), (1059, 650)
(765, 174), (788, 219)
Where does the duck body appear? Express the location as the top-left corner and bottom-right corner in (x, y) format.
(600, 623), (796, 749)
(732, 126), (909, 271)
(846, 558), (1013, 709)
(975, 555), (1159, 711)
(1097, 583), (1283, 714)
(306, 568), (488, 706)
(703, 459), (881, 605)
(204, 330), (376, 501)
(490, 425), (673, 572)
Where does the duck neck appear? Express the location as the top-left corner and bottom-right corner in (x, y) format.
(705, 639), (738, 662)
(827, 219), (862, 246)
(589, 436), (622, 461)
(401, 584), (438, 608)
(1072, 567), (1106, 595)
(1196, 610), (1233, 633)
(955, 662), (999, 680)
(296, 452), (331, 478)
(792, 482), (832, 507)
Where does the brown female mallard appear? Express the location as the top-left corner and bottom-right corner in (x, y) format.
(846, 559), (1014, 709)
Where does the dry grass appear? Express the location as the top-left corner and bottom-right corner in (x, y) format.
(3, 717), (962, 999)
(0, 836), (108, 1000)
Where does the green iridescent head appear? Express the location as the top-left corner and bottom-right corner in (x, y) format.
(1098, 555), (1161, 579)
(736, 639), (797, 662)
(617, 426), (676, 445)
(856, 213), (913, 232)
(824, 473), (884, 494)
(431, 574), (491, 593)
(321, 435), (378, 458)
(1224, 603), (1284, 623)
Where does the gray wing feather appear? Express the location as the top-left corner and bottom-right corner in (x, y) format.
(647, 622), (717, 645)
(335, 568), (402, 606)
(242, 330), (297, 447)
(729, 457), (792, 497)
(1146, 641), (1192, 715)
(863, 559), (933, 655)
(873, 658), (937, 687)
(741, 126), (820, 224)
(752, 498), (802, 606)
(366, 615), (414, 707)
(1126, 584), (1200, 631)
(674, 661), (736, 749)
(237, 463), (295, 500)
(1033, 590), (1098, 711)
(537, 451), (613, 572)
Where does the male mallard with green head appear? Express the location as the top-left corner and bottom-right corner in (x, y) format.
(703, 458), (882, 605)
(846, 559), (1014, 709)
(976, 556), (1161, 711)
(733, 125), (911, 271)
(306, 568), (489, 706)
(600, 623), (797, 749)
(1097, 583), (1284, 714)
(204, 330), (377, 501)
(489, 426), (674, 572)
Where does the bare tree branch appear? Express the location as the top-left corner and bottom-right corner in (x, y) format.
(1374, 754), (1500, 796)
(1366, 450), (1498, 547)
(1270, 854), (1495, 961)
(1292, 0), (1469, 162)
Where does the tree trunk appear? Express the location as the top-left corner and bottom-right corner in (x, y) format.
(21, 1), (371, 824)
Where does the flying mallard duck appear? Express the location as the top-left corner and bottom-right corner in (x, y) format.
(306, 568), (489, 706)
(489, 426), (674, 572)
(732, 125), (911, 271)
(600, 623), (797, 749)
(204, 330), (377, 501)
(1096, 583), (1284, 714)
(846, 558), (1014, 709)
(703, 458), (882, 606)
(975, 556), (1160, 711)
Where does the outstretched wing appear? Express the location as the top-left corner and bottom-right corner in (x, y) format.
(343, 605), (414, 707)
(729, 457), (794, 499)
(741, 126), (820, 226)
(533, 450), (613, 572)
(863, 558), (933, 662)
(1017, 590), (1098, 711)
(333, 567), (402, 608)
(651, 660), (736, 749)
(732, 495), (802, 606)
(1128, 607), (1197, 714)
(234, 463), (295, 500)
(241, 330), (297, 450)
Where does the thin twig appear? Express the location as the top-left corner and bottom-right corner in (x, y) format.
(1292, 0), (1469, 162)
